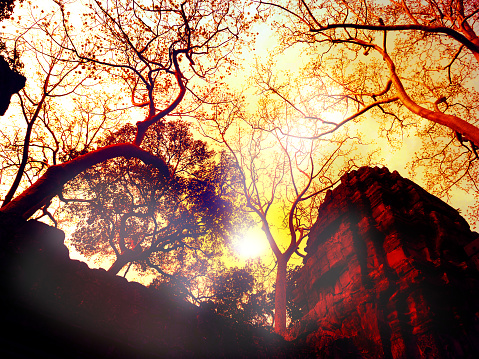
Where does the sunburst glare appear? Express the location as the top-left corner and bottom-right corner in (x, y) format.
(235, 226), (269, 259)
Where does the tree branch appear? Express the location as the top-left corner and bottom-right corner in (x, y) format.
(134, 49), (187, 145)
(310, 23), (479, 55)
(0, 143), (169, 219)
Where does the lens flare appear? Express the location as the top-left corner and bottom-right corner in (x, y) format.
(236, 227), (268, 258)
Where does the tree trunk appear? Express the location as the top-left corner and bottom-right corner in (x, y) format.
(108, 256), (129, 275)
(274, 256), (288, 335)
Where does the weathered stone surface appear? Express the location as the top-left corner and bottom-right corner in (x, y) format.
(290, 166), (479, 358)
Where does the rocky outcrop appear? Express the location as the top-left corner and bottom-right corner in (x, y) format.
(291, 166), (479, 358)
(0, 213), (289, 358)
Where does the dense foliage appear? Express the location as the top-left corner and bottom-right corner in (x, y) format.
(63, 120), (244, 293)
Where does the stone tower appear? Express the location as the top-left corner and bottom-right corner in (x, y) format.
(291, 166), (479, 358)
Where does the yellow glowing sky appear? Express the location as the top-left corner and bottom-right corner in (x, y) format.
(2, 0), (477, 282)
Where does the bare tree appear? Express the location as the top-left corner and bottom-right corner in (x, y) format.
(257, 0), (479, 210)
(199, 88), (375, 333)
(0, 0), (247, 220)
(1, 20), (101, 207)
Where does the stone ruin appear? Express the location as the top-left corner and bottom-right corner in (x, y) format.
(290, 166), (479, 358)
(2, 166), (479, 358)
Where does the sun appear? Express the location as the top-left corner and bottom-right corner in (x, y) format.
(236, 227), (269, 259)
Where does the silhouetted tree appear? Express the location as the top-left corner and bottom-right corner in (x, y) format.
(189, 264), (303, 329)
(63, 120), (243, 293)
(207, 266), (274, 327)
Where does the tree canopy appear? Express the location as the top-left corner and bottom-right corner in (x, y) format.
(1, 0), (479, 338)
(259, 0), (479, 211)
(0, 0), (249, 218)
(62, 120), (243, 290)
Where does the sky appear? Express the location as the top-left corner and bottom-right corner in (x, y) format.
(1, 0), (478, 286)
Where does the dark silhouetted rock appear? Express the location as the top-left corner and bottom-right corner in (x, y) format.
(0, 213), (290, 358)
(0, 56), (25, 116)
(290, 166), (479, 358)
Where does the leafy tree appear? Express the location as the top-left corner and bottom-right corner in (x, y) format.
(206, 266), (274, 327)
(185, 264), (301, 329)
(63, 120), (243, 293)
(282, 265), (303, 325)
(259, 0), (479, 212)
